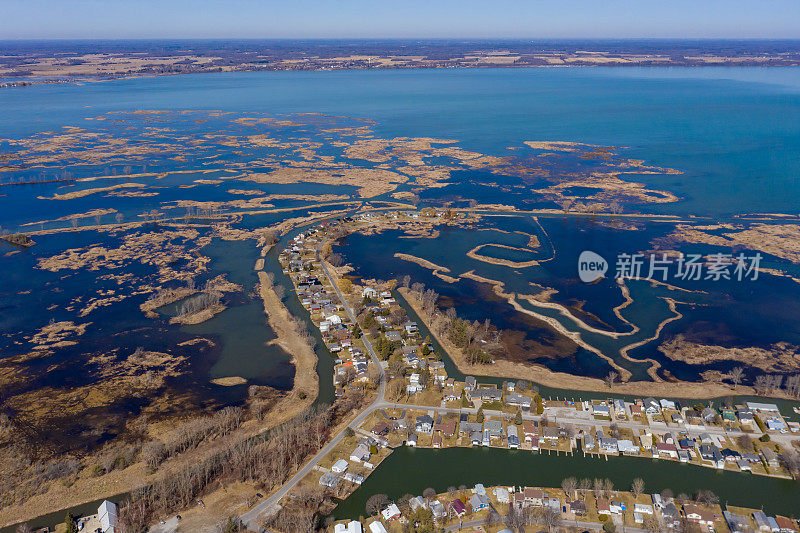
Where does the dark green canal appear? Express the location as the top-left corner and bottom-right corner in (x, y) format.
(333, 447), (800, 519)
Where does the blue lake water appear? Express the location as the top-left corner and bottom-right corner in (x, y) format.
(3, 67), (800, 215)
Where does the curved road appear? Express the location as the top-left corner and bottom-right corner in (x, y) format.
(242, 233), (387, 531)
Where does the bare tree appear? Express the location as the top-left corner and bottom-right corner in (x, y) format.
(561, 477), (577, 499)
(537, 506), (561, 532)
(631, 477), (645, 498)
(366, 494), (389, 517)
(401, 275), (411, 288)
(728, 367), (745, 389)
(328, 253), (344, 267)
(422, 487), (437, 503)
(695, 490), (719, 506)
(604, 371), (619, 389)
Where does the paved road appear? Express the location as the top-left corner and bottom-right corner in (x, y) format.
(241, 234), (387, 531)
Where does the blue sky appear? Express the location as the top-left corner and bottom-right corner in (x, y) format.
(1, 0), (799, 40)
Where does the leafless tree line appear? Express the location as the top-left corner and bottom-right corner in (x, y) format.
(118, 393), (365, 532)
(178, 291), (221, 317)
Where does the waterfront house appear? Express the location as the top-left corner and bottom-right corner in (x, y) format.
(753, 511), (771, 532)
(343, 472), (364, 485)
(721, 448), (742, 462)
(766, 417), (787, 431)
(409, 496), (427, 511)
(403, 321), (418, 335)
(651, 494), (663, 510)
(746, 402), (780, 412)
(334, 520), (363, 533)
(381, 503), (401, 521)
(776, 516), (800, 532)
(598, 436), (618, 454)
(474, 483), (486, 496)
(471, 431), (482, 446)
(701, 407), (718, 424)
(451, 499), (467, 516)
(319, 471), (341, 489)
(541, 426), (560, 444)
(99, 500), (118, 533)
(596, 499), (611, 515)
(609, 501), (624, 514)
(362, 287), (377, 299)
(643, 398), (660, 414)
(742, 452), (760, 463)
(432, 434), (442, 448)
(699, 444), (725, 468)
(634, 504), (653, 515)
(583, 433), (596, 450)
(629, 404), (644, 417)
(592, 404), (611, 417)
(505, 392), (532, 410)
(350, 444), (370, 463)
(724, 511), (750, 533)
(407, 433), (417, 446)
(660, 398), (677, 410)
(469, 386), (503, 402)
(721, 407), (736, 422)
(655, 442), (678, 459)
(331, 459), (348, 473)
(494, 487), (510, 504)
(617, 439), (639, 455)
(522, 422), (538, 441)
(737, 407), (755, 425)
(677, 449), (690, 462)
(683, 504), (715, 526)
(469, 494), (489, 512)
(429, 500), (446, 520)
(483, 419), (503, 438)
(661, 502), (681, 528)
(613, 399), (626, 416)
(507, 425), (519, 448)
(465, 376), (477, 391)
(482, 429), (490, 446)
(524, 488), (544, 507)
(569, 500), (587, 515)
(544, 497), (561, 512)
(415, 415), (434, 434)
(761, 447), (779, 467)
(433, 418), (457, 437)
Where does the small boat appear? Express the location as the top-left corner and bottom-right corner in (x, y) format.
(793, 406), (800, 415)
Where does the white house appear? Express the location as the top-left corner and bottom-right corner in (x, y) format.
(98, 500), (118, 533)
(335, 521), (363, 533)
(368, 521), (388, 533)
(381, 503), (401, 521)
(331, 459), (349, 473)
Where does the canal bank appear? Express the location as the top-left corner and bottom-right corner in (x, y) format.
(392, 288), (800, 421)
(333, 446), (800, 520)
